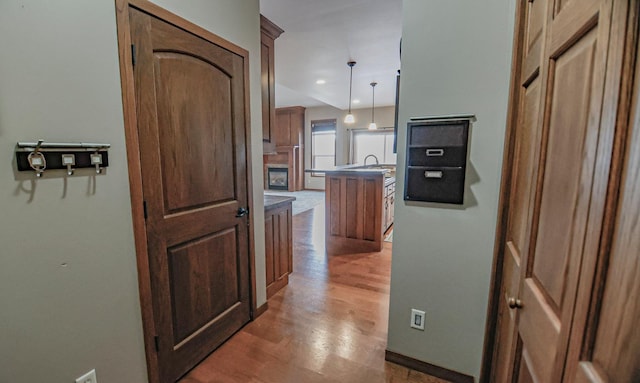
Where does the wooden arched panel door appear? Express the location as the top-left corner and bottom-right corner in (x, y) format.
(128, 7), (252, 382)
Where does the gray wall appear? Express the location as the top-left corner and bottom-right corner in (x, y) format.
(387, 0), (515, 379)
(0, 0), (262, 382)
(304, 105), (396, 190)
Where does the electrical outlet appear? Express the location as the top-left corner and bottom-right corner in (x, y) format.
(410, 309), (426, 330)
(75, 369), (97, 383)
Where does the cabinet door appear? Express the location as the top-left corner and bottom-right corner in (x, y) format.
(265, 205), (293, 298)
(264, 213), (275, 287)
(260, 32), (275, 142)
(388, 190), (395, 228)
(383, 194), (390, 232)
(274, 110), (292, 146)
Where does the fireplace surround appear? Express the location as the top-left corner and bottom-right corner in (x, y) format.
(267, 166), (288, 190)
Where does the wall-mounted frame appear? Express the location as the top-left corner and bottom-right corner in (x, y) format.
(404, 115), (475, 204)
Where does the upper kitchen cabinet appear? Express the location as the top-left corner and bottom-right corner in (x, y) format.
(273, 106), (306, 191)
(274, 106), (305, 147)
(260, 15), (283, 143)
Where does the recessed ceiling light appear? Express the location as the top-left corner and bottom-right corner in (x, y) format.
(352, 99), (360, 104)
(316, 79), (326, 85)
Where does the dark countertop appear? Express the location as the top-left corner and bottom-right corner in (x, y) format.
(264, 194), (296, 212)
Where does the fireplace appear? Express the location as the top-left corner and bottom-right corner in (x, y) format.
(267, 167), (289, 190)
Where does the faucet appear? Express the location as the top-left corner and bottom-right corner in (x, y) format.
(363, 154), (379, 166)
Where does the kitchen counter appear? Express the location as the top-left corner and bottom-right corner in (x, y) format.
(305, 163), (395, 177)
(263, 194), (296, 211)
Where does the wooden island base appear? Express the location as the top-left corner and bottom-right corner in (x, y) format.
(324, 169), (395, 254)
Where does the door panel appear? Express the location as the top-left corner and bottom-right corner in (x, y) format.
(363, 178), (378, 241)
(517, 349), (537, 383)
(509, 80), (541, 253)
(492, 1), (619, 382)
(519, 278), (560, 379)
(493, 243), (522, 383)
(526, 0), (545, 54)
(492, 2), (547, 382)
(523, 0), (546, 78)
(265, 215), (275, 286)
(566, 3), (640, 379)
(130, 8), (251, 382)
(520, 8), (607, 379)
(169, 228), (239, 344)
(529, 28), (597, 310)
(265, 204), (293, 298)
(154, 52), (235, 213)
(554, 0), (575, 16)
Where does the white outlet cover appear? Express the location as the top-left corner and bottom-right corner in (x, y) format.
(76, 369), (97, 383)
(410, 309), (426, 330)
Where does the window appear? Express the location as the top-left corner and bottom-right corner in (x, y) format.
(311, 119), (336, 176)
(351, 128), (397, 165)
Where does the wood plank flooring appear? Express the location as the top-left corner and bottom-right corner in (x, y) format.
(179, 205), (449, 383)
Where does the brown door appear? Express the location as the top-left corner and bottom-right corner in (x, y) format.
(129, 8), (251, 382)
(492, 1), (624, 382)
(491, 1), (545, 380)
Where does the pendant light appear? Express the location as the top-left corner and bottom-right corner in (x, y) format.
(368, 82), (378, 130)
(344, 61), (356, 124)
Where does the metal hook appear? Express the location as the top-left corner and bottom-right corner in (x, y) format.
(27, 149), (46, 177)
(61, 154), (75, 176)
(91, 152), (103, 174)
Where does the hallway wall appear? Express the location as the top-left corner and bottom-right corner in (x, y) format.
(0, 1), (262, 382)
(388, 0), (516, 379)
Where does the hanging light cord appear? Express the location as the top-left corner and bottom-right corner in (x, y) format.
(371, 82), (376, 123)
(348, 62), (355, 114)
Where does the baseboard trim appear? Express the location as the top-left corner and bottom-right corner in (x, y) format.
(385, 350), (474, 383)
(253, 302), (268, 319)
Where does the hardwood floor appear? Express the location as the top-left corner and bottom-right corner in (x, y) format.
(179, 205), (449, 383)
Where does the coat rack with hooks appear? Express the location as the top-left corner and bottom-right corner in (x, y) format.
(15, 140), (110, 177)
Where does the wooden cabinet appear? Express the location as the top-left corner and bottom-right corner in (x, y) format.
(264, 106), (306, 191)
(274, 106), (305, 147)
(264, 195), (294, 299)
(325, 171), (390, 254)
(486, 1), (640, 383)
(260, 15), (283, 143)
(383, 180), (395, 233)
(276, 106), (305, 191)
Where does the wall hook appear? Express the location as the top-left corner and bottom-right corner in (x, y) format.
(27, 139), (46, 177)
(91, 152), (103, 174)
(61, 154), (76, 176)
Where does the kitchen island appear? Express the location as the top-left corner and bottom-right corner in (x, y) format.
(308, 165), (395, 254)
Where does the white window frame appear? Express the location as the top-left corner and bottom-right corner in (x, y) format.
(311, 119), (337, 177)
(349, 128), (396, 165)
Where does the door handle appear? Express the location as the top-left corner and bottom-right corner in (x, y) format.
(507, 297), (523, 309)
(236, 207), (249, 218)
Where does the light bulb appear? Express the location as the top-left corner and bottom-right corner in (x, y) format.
(368, 122), (377, 130)
(344, 114), (355, 124)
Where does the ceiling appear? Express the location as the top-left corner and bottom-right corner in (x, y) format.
(259, 0), (402, 110)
